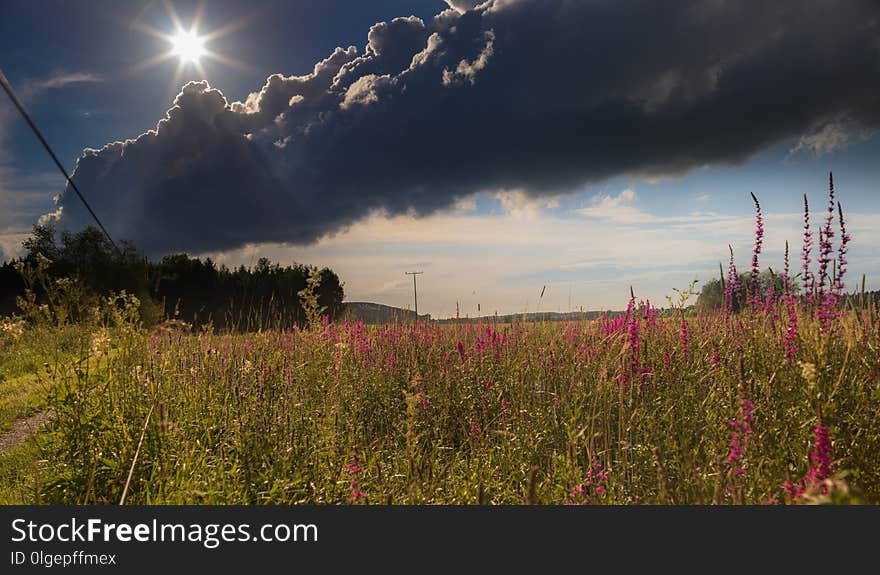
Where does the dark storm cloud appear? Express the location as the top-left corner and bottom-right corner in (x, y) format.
(49, 0), (880, 255)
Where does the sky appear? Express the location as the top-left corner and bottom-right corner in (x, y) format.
(1, 0), (879, 318)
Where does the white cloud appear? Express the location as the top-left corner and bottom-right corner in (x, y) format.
(32, 72), (103, 92)
(788, 117), (873, 158)
(199, 200), (880, 317)
(442, 30), (495, 86)
(450, 196), (477, 212)
(494, 189), (559, 220)
(0, 231), (29, 262)
(574, 188), (664, 224)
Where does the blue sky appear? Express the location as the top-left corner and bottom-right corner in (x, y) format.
(1, 1), (878, 317)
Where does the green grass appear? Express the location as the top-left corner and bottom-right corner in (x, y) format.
(0, 438), (43, 504)
(0, 324), (91, 501)
(0, 325), (86, 430)
(10, 300), (877, 505)
(0, 373), (49, 433)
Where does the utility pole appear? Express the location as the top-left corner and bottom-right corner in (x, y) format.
(405, 271), (423, 320)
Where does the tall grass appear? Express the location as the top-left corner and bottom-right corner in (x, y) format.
(23, 296), (876, 504)
(8, 174), (879, 504)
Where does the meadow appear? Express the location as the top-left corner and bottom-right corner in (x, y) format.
(0, 180), (877, 505)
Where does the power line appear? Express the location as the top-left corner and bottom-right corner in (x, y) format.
(0, 70), (121, 254)
(405, 271), (423, 320)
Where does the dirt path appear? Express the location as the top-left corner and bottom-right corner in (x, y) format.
(0, 410), (53, 455)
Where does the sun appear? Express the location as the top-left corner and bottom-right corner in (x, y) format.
(130, 4), (255, 96)
(171, 28), (206, 64)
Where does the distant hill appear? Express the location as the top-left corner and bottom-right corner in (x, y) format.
(342, 302), (431, 324)
(342, 302), (629, 325)
(435, 310), (613, 324)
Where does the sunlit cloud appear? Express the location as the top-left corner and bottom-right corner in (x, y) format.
(788, 117), (874, 158)
(199, 197), (880, 317)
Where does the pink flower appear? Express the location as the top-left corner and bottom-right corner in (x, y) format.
(348, 453), (366, 502)
(725, 245), (740, 312)
(567, 463), (610, 504)
(833, 201), (851, 294)
(807, 424), (833, 487)
(783, 302), (800, 359)
(625, 299), (640, 376)
(817, 173), (836, 299)
(784, 422), (835, 500)
(801, 194), (814, 295)
(726, 399), (754, 471)
(750, 192), (764, 287)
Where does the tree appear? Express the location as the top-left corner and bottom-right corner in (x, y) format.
(3, 226), (346, 331)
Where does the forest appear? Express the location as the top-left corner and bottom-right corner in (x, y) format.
(0, 225), (345, 331)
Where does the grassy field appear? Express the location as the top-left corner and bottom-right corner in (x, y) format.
(0, 323), (92, 503)
(2, 295), (877, 505)
(2, 185), (878, 505)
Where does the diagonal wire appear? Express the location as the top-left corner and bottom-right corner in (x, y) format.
(0, 70), (121, 254)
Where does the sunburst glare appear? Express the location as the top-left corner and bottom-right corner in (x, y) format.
(170, 28), (206, 65)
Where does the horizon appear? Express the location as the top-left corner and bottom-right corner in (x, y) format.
(2, 0), (879, 317)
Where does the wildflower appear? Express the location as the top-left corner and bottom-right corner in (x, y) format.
(750, 192), (764, 291)
(799, 361), (818, 391)
(679, 317), (689, 357)
(782, 480), (805, 500)
(348, 453), (366, 502)
(567, 463), (610, 504)
(387, 352), (396, 372)
(0, 318), (25, 341)
(725, 245), (740, 312)
(643, 299), (657, 328)
(500, 398), (509, 415)
(783, 301), (799, 359)
(833, 202), (850, 294)
(808, 424), (833, 484)
(817, 173), (836, 299)
(457, 341), (466, 360)
(786, 422), (835, 500)
(726, 399), (755, 474)
(818, 291), (838, 333)
(625, 298), (640, 372)
(469, 420), (480, 438)
(801, 194), (814, 296)
(90, 329), (111, 357)
(782, 240), (791, 292)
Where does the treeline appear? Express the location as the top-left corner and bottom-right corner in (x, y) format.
(0, 225), (345, 331)
(696, 271), (878, 310)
